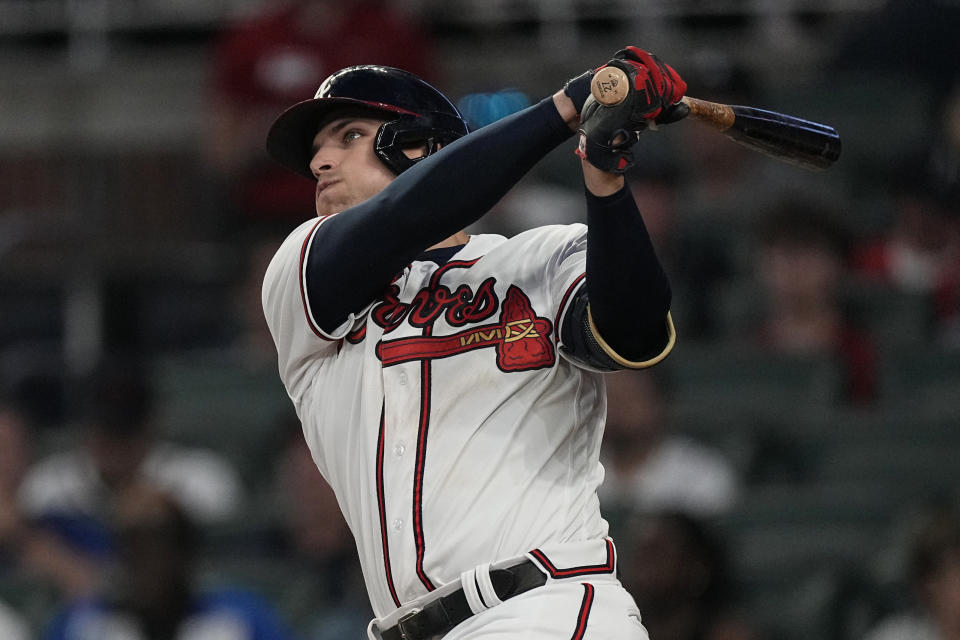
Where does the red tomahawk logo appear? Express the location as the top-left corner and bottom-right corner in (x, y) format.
(376, 285), (555, 372)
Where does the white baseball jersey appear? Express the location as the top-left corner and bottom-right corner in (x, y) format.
(263, 215), (645, 619)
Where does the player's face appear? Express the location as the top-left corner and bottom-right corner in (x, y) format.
(309, 116), (396, 217)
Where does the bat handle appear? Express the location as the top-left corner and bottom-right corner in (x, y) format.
(680, 96), (736, 132)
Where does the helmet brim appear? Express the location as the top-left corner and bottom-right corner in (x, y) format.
(266, 96), (417, 181)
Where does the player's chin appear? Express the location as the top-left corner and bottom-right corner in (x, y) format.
(314, 197), (340, 218)
(315, 191), (366, 217)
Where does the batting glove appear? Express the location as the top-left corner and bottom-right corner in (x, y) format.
(577, 47), (689, 173)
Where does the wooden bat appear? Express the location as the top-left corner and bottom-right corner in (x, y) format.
(590, 66), (841, 171)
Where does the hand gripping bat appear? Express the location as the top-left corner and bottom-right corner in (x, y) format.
(589, 65), (841, 171)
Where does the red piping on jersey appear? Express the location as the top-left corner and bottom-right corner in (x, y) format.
(529, 539), (616, 578)
(376, 407), (402, 608)
(299, 216), (338, 341)
(554, 273), (587, 343)
(569, 583), (595, 640)
(408, 258), (480, 593)
(346, 324), (367, 344)
(412, 322), (436, 591)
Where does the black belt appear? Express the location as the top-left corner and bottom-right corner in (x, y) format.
(381, 559), (547, 640)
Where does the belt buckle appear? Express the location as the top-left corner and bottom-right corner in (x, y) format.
(396, 608), (421, 640)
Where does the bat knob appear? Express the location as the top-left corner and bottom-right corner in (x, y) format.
(590, 66), (629, 106)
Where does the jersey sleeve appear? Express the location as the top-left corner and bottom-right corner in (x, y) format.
(261, 217), (369, 403)
(546, 224), (589, 338)
(544, 225), (621, 372)
(505, 224), (597, 369)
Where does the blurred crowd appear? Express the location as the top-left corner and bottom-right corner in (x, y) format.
(1, 0), (959, 639)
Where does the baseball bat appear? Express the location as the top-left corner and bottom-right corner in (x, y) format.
(590, 66), (841, 171)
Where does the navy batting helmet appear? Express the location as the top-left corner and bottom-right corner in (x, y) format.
(266, 65), (470, 179)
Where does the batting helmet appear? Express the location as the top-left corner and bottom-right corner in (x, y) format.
(266, 65), (470, 179)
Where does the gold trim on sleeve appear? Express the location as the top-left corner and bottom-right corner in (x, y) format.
(587, 307), (676, 369)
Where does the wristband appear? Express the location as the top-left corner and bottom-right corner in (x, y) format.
(563, 70), (594, 114)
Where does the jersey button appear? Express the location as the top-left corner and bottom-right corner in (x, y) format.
(392, 519), (403, 531)
(394, 442), (406, 457)
(399, 372), (408, 385)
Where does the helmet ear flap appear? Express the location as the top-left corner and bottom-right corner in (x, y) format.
(375, 120), (419, 175)
(375, 112), (470, 175)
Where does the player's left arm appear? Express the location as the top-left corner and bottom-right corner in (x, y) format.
(577, 164), (675, 368)
(559, 47), (685, 369)
(556, 170), (674, 371)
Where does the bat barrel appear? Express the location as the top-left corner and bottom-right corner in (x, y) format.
(680, 96), (841, 171)
(728, 105), (841, 170)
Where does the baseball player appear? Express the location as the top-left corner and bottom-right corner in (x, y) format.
(262, 47), (687, 639)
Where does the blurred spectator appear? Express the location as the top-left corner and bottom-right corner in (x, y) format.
(42, 484), (295, 640)
(621, 510), (760, 640)
(0, 399), (34, 640)
(266, 417), (370, 639)
(0, 600), (29, 640)
(851, 148), (960, 348)
(751, 197), (878, 404)
(852, 152), (960, 296)
(0, 398), (32, 563)
(599, 370), (740, 521)
(1, 395), (103, 613)
(864, 506), (960, 640)
(202, 0), (437, 234)
(18, 358), (244, 546)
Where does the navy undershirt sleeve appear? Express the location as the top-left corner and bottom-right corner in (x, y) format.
(583, 184), (672, 361)
(305, 97), (573, 333)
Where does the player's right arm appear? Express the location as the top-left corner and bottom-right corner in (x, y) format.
(302, 96), (578, 334)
